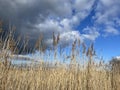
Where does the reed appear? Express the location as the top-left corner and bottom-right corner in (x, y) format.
(0, 21), (119, 90)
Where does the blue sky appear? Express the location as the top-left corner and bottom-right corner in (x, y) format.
(75, 2), (120, 60)
(95, 35), (120, 60)
(0, 0), (120, 61)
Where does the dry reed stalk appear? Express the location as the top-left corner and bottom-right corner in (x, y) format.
(52, 32), (60, 62)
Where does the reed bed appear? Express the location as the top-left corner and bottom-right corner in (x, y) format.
(0, 21), (120, 90)
(0, 63), (120, 90)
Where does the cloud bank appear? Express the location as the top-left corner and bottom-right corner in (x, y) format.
(0, 0), (120, 51)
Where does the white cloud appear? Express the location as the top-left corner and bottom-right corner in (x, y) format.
(74, 0), (95, 12)
(42, 30), (81, 47)
(60, 31), (81, 43)
(35, 18), (82, 47)
(94, 0), (120, 36)
(60, 19), (71, 29)
(104, 26), (119, 36)
(72, 0), (95, 25)
(82, 26), (100, 41)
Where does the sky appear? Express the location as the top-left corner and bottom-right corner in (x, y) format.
(0, 0), (120, 61)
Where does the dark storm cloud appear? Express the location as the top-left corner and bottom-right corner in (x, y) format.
(0, 0), (96, 52)
(0, 0), (72, 38)
(0, 0), (72, 45)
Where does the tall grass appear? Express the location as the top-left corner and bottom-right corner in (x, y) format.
(0, 21), (120, 90)
(0, 62), (120, 90)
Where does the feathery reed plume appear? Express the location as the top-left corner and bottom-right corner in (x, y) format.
(52, 32), (60, 61)
(35, 34), (47, 54)
(90, 43), (94, 53)
(82, 42), (86, 54)
(91, 43), (96, 56)
(86, 43), (95, 58)
(53, 32), (60, 47)
(71, 39), (77, 62)
(76, 38), (81, 56)
(35, 34), (43, 51)
(72, 39), (77, 52)
(8, 26), (17, 53)
(86, 47), (92, 57)
(53, 32), (56, 46)
(57, 33), (60, 44)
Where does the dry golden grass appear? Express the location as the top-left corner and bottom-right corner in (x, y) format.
(0, 62), (120, 90)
